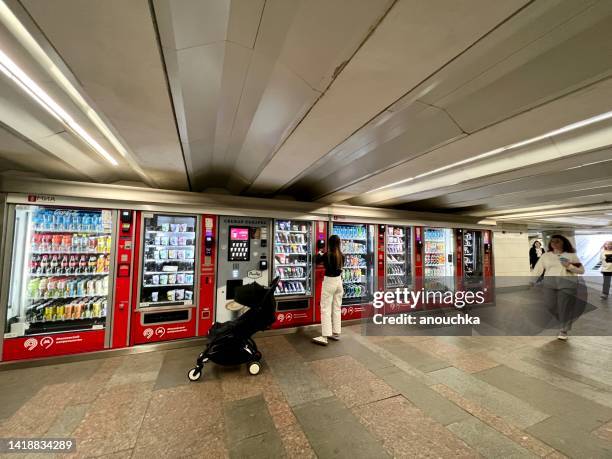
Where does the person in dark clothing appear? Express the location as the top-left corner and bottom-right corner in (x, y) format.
(530, 240), (544, 270)
(312, 235), (345, 345)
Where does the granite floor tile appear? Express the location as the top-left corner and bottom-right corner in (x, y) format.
(69, 382), (153, 457)
(447, 417), (539, 458)
(309, 355), (398, 408)
(154, 346), (206, 391)
(431, 383), (560, 457)
(377, 338), (452, 373)
(229, 431), (285, 459)
(265, 357), (332, 408)
(0, 382), (75, 437)
(133, 382), (224, 457)
(46, 404), (90, 437)
(353, 395), (478, 458)
(474, 365), (612, 431)
(69, 357), (124, 405)
(409, 337), (500, 373)
(107, 352), (165, 387)
(371, 365), (470, 426)
(292, 396), (390, 459)
(429, 367), (549, 429)
(224, 395), (277, 443)
(526, 416), (612, 458)
(277, 422), (316, 458)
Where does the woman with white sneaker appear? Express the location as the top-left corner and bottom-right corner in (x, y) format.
(532, 235), (584, 340)
(312, 235), (345, 346)
(600, 241), (612, 300)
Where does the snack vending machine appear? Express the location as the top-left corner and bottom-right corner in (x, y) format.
(131, 212), (201, 345)
(378, 224), (413, 314)
(456, 229), (494, 303)
(330, 222), (376, 320)
(215, 217), (271, 324)
(1, 205), (115, 361)
(421, 227), (455, 295)
(272, 219), (316, 328)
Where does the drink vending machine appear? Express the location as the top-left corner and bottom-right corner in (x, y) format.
(130, 212), (215, 345)
(272, 219), (319, 328)
(377, 224), (414, 314)
(330, 222), (376, 320)
(413, 227), (455, 309)
(215, 217), (271, 324)
(1, 205), (116, 361)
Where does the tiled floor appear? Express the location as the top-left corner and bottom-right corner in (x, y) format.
(1, 297), (612, 458)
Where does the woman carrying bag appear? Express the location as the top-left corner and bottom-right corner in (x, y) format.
(532, 235), (585, 341)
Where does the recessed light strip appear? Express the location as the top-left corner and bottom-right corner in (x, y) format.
(371, 110), (612, 193)
(0, 49), (118, 166)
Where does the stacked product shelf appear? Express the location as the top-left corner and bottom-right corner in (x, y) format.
(140, 216), (196, 306)
(274, 220), (312, 296)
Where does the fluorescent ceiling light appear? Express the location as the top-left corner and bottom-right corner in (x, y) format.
(371, 110), (612, 193)
(0, 49), (118, 166)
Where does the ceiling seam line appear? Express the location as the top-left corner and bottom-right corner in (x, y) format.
(148, 0), (192, 191)
(244, 0), (401, 193)
(273, 0), (538, 194)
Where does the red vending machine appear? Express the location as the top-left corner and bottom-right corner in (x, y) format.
(1, 204), (115, 361)
(455, 229), (494, 303)
(377, 224), (414, 314)
(414, 227), (455, 309)
(272, 219), (320, 328)
(330, 221), (376, 320)
(130, 211), (210, 345)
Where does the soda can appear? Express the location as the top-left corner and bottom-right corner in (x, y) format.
(159, 274), (168, 285)
(176, 289), (185, 300)
(167, 290), (176, 301)
(152, 275), (159, 285)
(151, 291), (159, 302)
(168, 274), (176, 284)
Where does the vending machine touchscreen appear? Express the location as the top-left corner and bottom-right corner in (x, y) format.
(229, 227), (250, 261)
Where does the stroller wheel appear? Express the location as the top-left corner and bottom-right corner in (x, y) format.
(248, 362), (261, 375)
(188, 367), (202, 381)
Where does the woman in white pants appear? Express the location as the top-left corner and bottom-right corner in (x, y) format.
(312, 235), (345, 346)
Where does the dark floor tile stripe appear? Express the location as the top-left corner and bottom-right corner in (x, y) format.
(474, 365), (612, 431)
(293, 396), (390, 458)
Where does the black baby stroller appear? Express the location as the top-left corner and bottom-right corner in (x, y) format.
(187, 277), (280, 381)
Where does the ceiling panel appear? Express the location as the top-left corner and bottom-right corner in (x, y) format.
(22, 0), (188, 189)
(248, 0), (529, 193)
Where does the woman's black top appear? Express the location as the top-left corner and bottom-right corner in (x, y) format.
(529, 247), (543, 269)
(316, 252), (344, 277)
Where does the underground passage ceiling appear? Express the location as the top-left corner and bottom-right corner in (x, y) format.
(0, 0), (611, 228)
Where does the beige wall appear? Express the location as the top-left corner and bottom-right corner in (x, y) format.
(493, 230), (530, 287)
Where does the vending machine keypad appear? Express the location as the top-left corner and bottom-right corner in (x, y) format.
(228, 227), (250, 261)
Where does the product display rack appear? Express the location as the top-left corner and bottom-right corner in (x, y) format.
(7, 207), (113, 336)
(463, 231), (474, 276)
(139, 215), (197, 307)
(423, 228), (448, 291)
(385, 225), (411, 289)
(332, 223), (374, 304)
(274, 220), (312, 296)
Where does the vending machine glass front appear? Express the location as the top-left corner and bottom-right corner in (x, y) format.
(331, 223), (375, 305)
(463, 230), (483, 284)
(423, 228), (454, 292)
(5, 205), (113, 337)
(139, 214), (197, 307)
(385, 225), (412, 290)
(273, 220), (312, 296)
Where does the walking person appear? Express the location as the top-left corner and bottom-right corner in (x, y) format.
(529, 240), (545, 270)
(600, 241), (612, 300)
(312, 235), (345, 346)
(532, 235), (585, 341)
